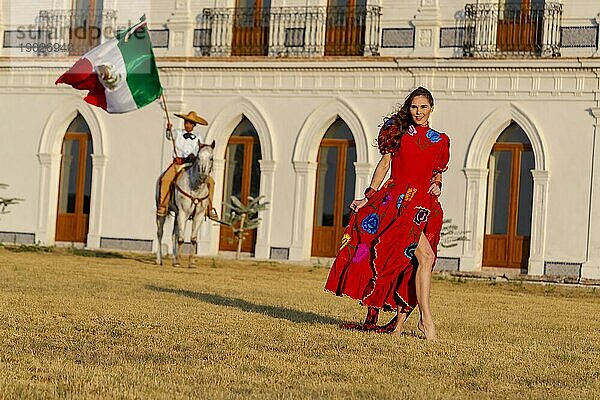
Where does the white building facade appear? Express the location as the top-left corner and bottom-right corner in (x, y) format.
(1, 0), (600, 279)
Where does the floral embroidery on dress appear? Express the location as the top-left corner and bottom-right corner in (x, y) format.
(361, 213), (380, 234)
(340, 233), (351, 250)
(382, 193), (392, 206)
(426, 129), (442, 143)
(404, 187), (417, 203)
(414, 207), (430, 225)
(396, 193), (405, 209)
(404, 242), (418, 260)
(383, 117), (396, 129)
(352, 243), (369, 262)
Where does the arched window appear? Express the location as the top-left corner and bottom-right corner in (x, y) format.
(484, 122), (534, 269)
(55, 113), (93, 243)
(312, 118), (356, 257)
(220, 117), (262, 253)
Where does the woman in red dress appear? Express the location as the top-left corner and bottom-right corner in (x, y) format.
(325, 87), (450, 340)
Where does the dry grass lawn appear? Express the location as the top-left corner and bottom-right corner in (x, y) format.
(0, 246), (599, 399)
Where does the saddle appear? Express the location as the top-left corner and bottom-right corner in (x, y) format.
(168, 168), (214, 221)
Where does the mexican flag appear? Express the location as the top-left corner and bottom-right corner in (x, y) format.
(56, 16), (162, 113)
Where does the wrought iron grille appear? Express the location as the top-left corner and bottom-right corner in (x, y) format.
(463, 2), (562, 57)
(195, 5), (381, 57)
(37, 9), (117, 56)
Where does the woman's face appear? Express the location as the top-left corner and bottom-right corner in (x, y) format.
(409, 95), (433, 126)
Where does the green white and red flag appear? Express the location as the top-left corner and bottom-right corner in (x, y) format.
(56, 16), (162, 113)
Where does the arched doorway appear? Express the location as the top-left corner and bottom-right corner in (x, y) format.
(311, 118), (356, 257)
(483, 122), (534, 268)
(219, 117), (262, 253)
(55, 113), (93, 243)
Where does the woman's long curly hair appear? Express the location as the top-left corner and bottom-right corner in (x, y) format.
(378, 87), (435, 154)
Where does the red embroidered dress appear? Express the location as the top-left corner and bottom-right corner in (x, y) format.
(325, 122), (450, 313)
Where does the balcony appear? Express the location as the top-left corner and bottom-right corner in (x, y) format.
(195, 5), (381, 57)
(37, 9), (118, 56)
(463, 2), (562, 57)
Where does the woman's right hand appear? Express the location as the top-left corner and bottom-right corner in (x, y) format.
(350, 198), (368, 212)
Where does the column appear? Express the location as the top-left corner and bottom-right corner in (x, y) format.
(353, 162), (373, 198)
(410, 0), (441, 58)
(460, 168), (488, 271)
(528, 170), (550, 276)
(289, 161), (317, 261)
(582, 107), (600, 279)
(254, 160), (276, 259)
(86, 154), (109, 249)
(35, 153), (62, 245)
(166, 0), (195, 57)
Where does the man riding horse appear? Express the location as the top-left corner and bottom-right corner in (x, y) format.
(156, 111), (218, 220)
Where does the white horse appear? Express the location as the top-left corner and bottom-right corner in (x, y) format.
(155, 141), (215, 267)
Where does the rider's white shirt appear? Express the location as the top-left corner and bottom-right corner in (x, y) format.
(171, 128), (204, 158)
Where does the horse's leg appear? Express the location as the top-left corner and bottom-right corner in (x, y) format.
(172, 214), (181, 267)
(174, 211), (187, 267)
(189, 210), (203, 268)
(156, 214), (166, 265)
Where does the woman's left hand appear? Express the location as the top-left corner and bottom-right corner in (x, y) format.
(428, 182), (441, 196)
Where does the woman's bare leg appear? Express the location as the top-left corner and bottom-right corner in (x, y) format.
(414, 232), (437, 340)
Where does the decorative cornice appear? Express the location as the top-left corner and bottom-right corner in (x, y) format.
(293, 161), (317, 174)
(462, 168), (488, 179)
(2, 58), (600, 73)
(258, 159), (276, 173)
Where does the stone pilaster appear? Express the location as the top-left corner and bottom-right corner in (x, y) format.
(35, 153), (62, 245)
(528, 170), (550, 276)
(459, 168), (488, 272)
(166, 0), (195, 57)
(254, 160), (276, 259)
(86, 154), (109, 249)
(289, 161), (318, 261)
(410, 0), (441, 58)
(582, 106), (600, 278)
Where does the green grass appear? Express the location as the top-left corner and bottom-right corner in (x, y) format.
(0, 248), (599, 399)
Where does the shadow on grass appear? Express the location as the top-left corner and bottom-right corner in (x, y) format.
(1, 244), (157, 265)
(146, 285), (342, 326)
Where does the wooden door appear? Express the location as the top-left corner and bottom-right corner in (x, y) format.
(219, 120), (262, 253)
(56, 131), (93, 243)
(325, 0), (367, 56)
(496, 0), (543, 53)
(70, 0), (103, 55)
(483, 127), (534, 268)
(231, 0), (271, 56)
(312, 119), (356, 257)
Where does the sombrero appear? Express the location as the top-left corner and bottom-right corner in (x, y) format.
(174, 111), (208, 126)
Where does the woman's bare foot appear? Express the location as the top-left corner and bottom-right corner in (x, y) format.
(417, 319), (437, 341)
(390, 317), (405, 336)
(388, 312), (409, 335)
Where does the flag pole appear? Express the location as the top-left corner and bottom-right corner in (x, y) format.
(161, 92), (178, 157)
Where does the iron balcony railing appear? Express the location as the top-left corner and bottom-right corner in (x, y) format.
(195, 5), (381, 57)
(463, 2), (562, 57)
(37, 9), (118, 56)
